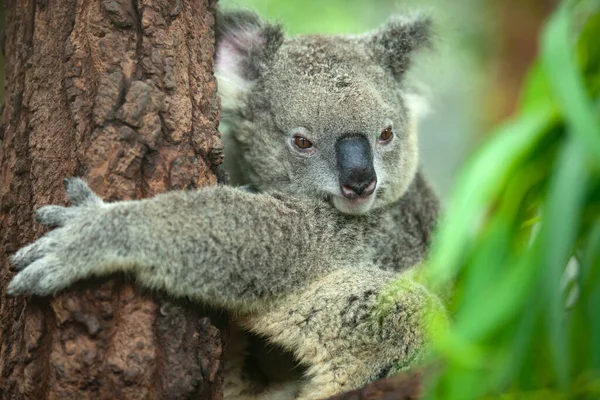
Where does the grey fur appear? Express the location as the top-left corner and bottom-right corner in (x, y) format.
(9, 9), (445, 400)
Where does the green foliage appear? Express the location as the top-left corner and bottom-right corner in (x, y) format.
(397, 2), (600, 398)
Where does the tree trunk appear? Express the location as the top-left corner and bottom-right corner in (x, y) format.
(0, 1), (225, 399)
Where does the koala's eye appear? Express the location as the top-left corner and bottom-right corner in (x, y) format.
(379, 127), (393, 143)
(293, 136), (313, 150)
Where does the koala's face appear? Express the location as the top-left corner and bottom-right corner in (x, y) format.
(216, 11), (430, 214)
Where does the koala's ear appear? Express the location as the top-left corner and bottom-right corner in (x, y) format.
(215, 9), (284, 105)
(369, 14), (433, 79)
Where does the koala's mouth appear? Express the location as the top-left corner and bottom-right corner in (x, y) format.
(331, 191), (377, 215)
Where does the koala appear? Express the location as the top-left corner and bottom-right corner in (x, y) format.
(8, 9), (446, 400)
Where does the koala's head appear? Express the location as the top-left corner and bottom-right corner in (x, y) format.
(216, 10), (432, 215)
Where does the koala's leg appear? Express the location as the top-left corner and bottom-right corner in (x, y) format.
(245, 267), (443, 400)
(8, 179), (352, 315)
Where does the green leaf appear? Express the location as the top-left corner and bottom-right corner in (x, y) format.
(577, 10), (600, 99)
(538, 137), (589, 389)
(542, 5), (600, 168)
(579, 217), (600, 371)
(519, 61), (555, 112)
(426, 105), (557, 292)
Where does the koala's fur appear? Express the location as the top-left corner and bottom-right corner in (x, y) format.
(8, 8), (446, 400)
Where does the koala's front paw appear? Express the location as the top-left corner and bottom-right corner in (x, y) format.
(7, 178), (105, 296)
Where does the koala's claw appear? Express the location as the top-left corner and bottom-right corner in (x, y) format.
(35, 205), (81, 227)
(8, 178), (104, 296)
(63, 177), (102, 206)
(9, 234), (58, 271)
(7, 256), (65, 296)
(8, 178), (103, 295)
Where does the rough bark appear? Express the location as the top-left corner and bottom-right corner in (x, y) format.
(0, 1), (225, 399)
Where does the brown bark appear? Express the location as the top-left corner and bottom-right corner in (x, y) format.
(0, 1), (225, 399)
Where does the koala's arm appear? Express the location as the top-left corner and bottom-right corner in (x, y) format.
(8, 179), (346, 312)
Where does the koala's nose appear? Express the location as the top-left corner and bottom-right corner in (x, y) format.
(335, 135), (377, 199)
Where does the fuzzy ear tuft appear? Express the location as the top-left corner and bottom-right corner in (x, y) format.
(215, 9), (284, 108)
(370, 14), (433, 79)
